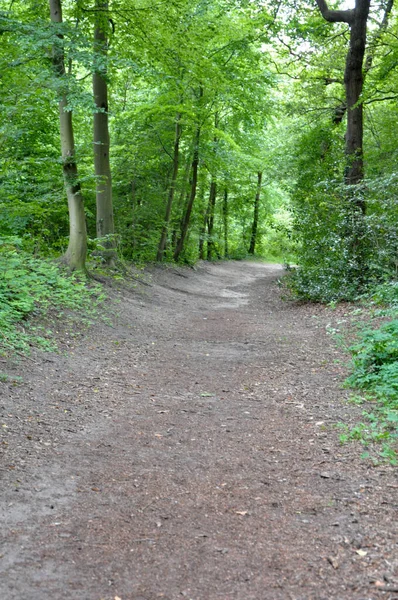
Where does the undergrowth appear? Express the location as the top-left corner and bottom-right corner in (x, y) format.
(0, 237), (105, 356)
(340, 281), (398, 464)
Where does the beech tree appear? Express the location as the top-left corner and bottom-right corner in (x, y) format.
(49, 0), (87, 270)
(93, 0), (114, 252)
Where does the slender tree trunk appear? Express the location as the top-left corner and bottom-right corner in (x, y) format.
(157, 113), (182, 261)
(170, 151), (193, 250)
(198, 175), (211, 260)
(206, 179), (217, 261)
(198, 177), (208, 260)
(173, 126), (200, 262)
(93, 0), (115, 251)
(223, 187), (229, 258)
(49, 0), (87, 270)
(249, 171), (262, 255)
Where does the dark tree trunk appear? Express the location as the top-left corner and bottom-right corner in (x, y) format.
(248, 171), (262, 255)
(173, 126), (200, 262)
(93, 0), (115, 247)
(344, 0), (370, 191)
(198, 178), (209, 260)
(157, 113), (182, 261)
(315, 0), (370, 200)
(223, 187), (229, 258)
(206, 179), (217, 261)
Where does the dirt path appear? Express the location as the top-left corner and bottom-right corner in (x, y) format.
(1, 261), (397, 600)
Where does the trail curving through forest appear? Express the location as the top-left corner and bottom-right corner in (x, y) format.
(1, 261), (397, 600)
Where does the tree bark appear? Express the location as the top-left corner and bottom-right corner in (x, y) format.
(248, 171), (262, 255)
(156, 112), (182, 261)
(315, 0), (371, 196)
(344, 0), (370, 190)
(49, 0), (87, 271)
(93, 0), (115, 251)
(331, 0), (394, 127)
(198, 177), (209, 260)
(173, 126), (200, 262)
(206, 179), (217, 260)
(223, 187), (229, 258)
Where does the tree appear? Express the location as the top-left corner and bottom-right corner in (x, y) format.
(174, 94), (202, 262)
(49, 0), (87, 270)
(156, 111), (182, 261)
(315, 0), (370, 195)
(248, 171), (263, 255)
(93, 0), (115, 254)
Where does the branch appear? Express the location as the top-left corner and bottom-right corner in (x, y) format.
(365, 0), (394, 72)
(364, 94), (398, 104)
(315, 0), (354, 24)
(148, 124), (173, 160)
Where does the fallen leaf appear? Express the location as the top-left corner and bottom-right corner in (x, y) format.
(200, 392), (215, 397)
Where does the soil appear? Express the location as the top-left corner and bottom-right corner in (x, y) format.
(0, 260), (397, 600)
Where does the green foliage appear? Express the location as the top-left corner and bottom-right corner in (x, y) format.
(288, 170), (398, 302)
(0, 237), (104, 355)
(342, 319), (398, 463)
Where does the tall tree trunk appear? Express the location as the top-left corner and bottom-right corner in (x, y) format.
(249, 171), (262, 255)
(49, 0), (87, 270)
(173, 126), (200, 262)
(315, 0), (370, 198)
(93, 0), (115, 251)
(206, 179), (217, 261)
(171, 151), (193, 249)
(344, 1), (369, 192)
(223, 187), (229, 258)
(198, 175), (211, 260)
(198, 177), (208, 260)
(156, 112), (182, 261)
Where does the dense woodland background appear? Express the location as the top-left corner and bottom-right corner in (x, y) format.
(1, 0), (398, 291)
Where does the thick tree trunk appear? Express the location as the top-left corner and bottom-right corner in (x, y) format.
(173, 126), (200, 262)
(223, 187), (229, 258)
(49, 0), (87, 271)
(93, 0), (115, 249)
(316, 0), (370, 198)
(344, 0), (370, 191)
(248, 171), (262, 255)
(206, 179), (217, 261)
(157, 113), (182, 261)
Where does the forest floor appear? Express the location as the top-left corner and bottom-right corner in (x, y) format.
(1, 260), (397, 600)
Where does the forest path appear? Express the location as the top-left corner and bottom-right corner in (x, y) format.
(1, 261), (397, 600)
